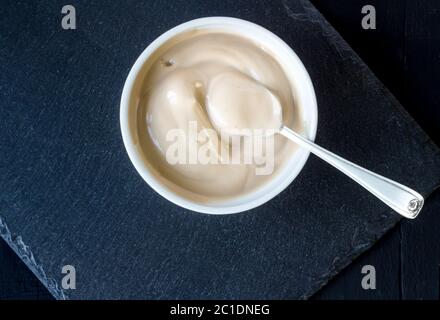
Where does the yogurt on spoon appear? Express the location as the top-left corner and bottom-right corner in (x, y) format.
(206, 70), (283, 137)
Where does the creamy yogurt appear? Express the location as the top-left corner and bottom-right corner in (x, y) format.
(137, 30), (301, 201)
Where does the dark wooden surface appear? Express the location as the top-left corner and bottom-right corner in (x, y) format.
(311, 0), (440, 300)
(1, 0), (439, 299)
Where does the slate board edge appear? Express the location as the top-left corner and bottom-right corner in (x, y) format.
(299, 0), (440, 156)
(297, 0), (440, 298)
(307, 185), (440, 300)
(304, 220), (401, 299)
(0, 216), (67, 300)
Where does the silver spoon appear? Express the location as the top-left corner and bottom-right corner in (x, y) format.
(207, 73), (424, 218)
(279, 125), (423, 218)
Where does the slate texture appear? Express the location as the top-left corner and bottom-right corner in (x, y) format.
(1, 0), (440, 299)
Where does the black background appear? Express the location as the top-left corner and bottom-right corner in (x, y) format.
(1, 0), (439, 299)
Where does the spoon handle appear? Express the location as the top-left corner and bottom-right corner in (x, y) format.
(280, 126), (424, 219)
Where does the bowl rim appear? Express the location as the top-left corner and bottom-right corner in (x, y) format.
(120, 16), (318, 214)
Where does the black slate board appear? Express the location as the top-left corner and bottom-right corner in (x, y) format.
(1, 0), (440, 299)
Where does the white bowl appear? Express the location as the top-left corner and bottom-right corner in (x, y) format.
(120, 17), (318, 214)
